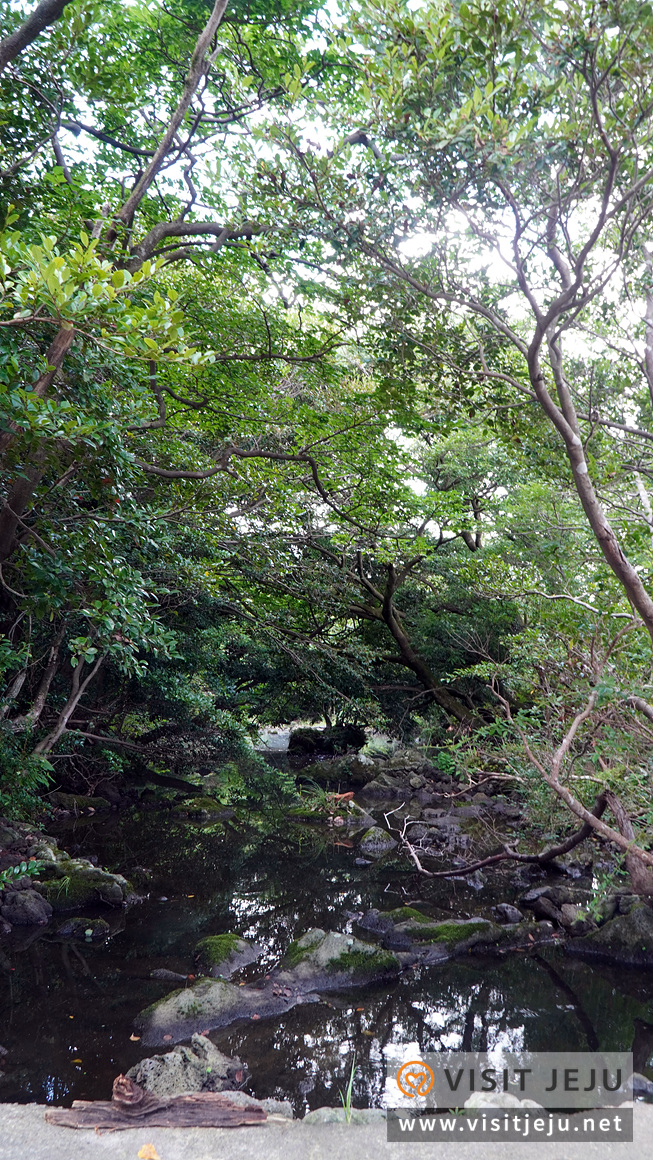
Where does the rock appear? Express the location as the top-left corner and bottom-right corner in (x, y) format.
(194, 934), (261, 977)
(409, 775), (425, 789)
(223, 1090), (294, 1119)
(630, 1072), (653, 1098)
(393, 916), (502, 960)
(0, 918), (11, 934)
(494, 903), (524, 924)
(358, 776), (408, 799)
(280, 928), (400, 990)
(288, 725), (366, 756)
(151, 969), (190, 983)
(38, 861), (130, 913)
(0, 888), (52, 926)
(559, 903), (579, 928)
(465, 1093), (542, 1109)
(303, 1107), (385, 1124)
(355, 909), (394, 936)
(126, 1033), (246, 1097)
(136, 976), (316, 1046)
(49, 792), (110, 813)
(359, 827), (397, 856)
(56, 917), (110, 940)
(566, 903), (653, 966)
(530, 896), (563, 924)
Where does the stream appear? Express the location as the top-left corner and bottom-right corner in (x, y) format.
(1, 799), (652, 1115)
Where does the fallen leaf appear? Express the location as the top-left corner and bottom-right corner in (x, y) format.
(72, 1058), (82, 1064)
(199, 1029), (210, 1036)
(356, 1006), (365, 1011)
(362, 1030), (374, 1037)
(187, 974), (196, 980)
(129, 1034), (141, 1042)
(187, 894), (194, 898)
(251, 1013), (261, 1020)
(138, 1146), (160, 1160)
(163, 1034), (173, 1041)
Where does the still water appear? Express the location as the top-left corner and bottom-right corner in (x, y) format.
(0, 807), (651, 1113)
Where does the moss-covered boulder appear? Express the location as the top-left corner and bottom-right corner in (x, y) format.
(194, 933), (261, 977)
(136, 976), (315, 1046)
(566, 903), (653, 966)
(174, 796), (223, 818)
(56, 916), (110, 940)
(280, 928), (400, 990)
(359, 827), (397, 856)
(38, 858), (130, 913)
(49, 791), (110, 813)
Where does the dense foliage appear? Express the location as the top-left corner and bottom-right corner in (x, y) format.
(1, 0), (653, 888)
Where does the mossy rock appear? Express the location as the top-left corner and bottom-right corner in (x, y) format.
(381, 907), (433, 925)
(39, 866), (129, 912)
(566, 903), (653, 966)
(49, 791), (110, 812)
(281, 928), (400, 989)
(175, 796), (223, 817)
(194, 933), (260, 977)
(56, 916), (111, 940)
(359, 827), (397, 856)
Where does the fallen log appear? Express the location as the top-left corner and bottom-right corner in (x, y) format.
(44, 1074), (267, 1130)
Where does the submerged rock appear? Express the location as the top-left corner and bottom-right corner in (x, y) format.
(194, 933), (261, 977)
(566, 903), (653, 966)
(126, 1033), (246, 1097)
(37, 857), (130, 913)
(56, 917), (110, 940)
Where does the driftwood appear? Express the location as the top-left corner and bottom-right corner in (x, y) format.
(44, 1074), (267, 1130)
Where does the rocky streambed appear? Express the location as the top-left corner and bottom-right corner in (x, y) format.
(1, 747), (653, 1112)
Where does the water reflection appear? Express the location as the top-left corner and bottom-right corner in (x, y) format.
(0, 809), (650, 1110)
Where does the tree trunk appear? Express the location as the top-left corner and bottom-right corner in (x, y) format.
(0, 325), (74, 463)
(10, 625), (65, 731)
(604, 791), (653, 895)
(32, 653), (104, 755)
(0, 447), (47, 561)
(381, 564), (479, 726)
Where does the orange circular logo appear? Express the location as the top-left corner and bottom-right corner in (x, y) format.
(396, 1060), (435, 1098)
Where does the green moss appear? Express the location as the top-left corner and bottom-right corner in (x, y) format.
(384, 907), (432, 924)
(327, 948), (399, 975)
(407, 920), (491, 945)
(178, 796), (222, 814)
(39, 875), (99, 911)
(195, 933), (242, 968)
(283, 932), (324, 968)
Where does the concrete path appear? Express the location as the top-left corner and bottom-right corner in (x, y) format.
(0, 1103), (652, 1160)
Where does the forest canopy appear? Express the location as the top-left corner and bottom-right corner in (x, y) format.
(2, 0), (653, 886)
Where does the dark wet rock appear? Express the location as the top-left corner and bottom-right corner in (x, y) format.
(49, 791), (110, 813)
(288, 725), (366, 756)
(358, 775), (408, 799)
(279, 928), (400, 991)
(494, 903), (524, 925)
(0, 888), (52, 926)
(126, 1033), (246, 1097)
(0, 918), (11, 935)
(529, 896), (563, 924)
(194, 933), (261, 977)
(520, 884), (572, 908)
(566, 903), (653, 966)
(56, 916), (110, 940)
(359, 827), (397, 856)
(393, 915), (502, 956)
(355, 908), (394, 936)
(136, 975), (317, 1046)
